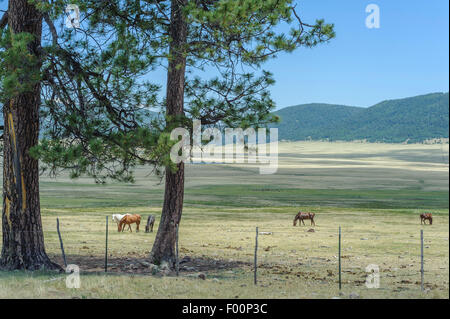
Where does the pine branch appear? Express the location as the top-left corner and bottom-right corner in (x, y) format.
(42, 14), (136, 131)
(43, 13), (58, 46)
(0, 11), (8, 29)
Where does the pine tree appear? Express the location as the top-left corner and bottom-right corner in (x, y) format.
(0, 0), (60, 270)
(0, 0), (158, 270)
(29, 0), (335, 267)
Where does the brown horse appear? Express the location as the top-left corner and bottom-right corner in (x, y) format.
(420, 213), (433, 225)
(293, 212), (316, 226)
(118, 214), (141, 232)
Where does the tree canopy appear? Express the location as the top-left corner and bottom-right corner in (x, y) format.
(1, 0), (335, 267)
(17, 0), (335, 183)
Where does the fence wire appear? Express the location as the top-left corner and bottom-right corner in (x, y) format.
(1, 218), (447, 294)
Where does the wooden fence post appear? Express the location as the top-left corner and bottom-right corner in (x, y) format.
(56, 218), (67, 268)
(254, 227), (259, 285)
(105, 216), (109, 273)
(338, 226), (342, 290)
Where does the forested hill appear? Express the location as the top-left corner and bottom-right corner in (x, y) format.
(273, 92), (449, 143)
(0, 93), (447, 144)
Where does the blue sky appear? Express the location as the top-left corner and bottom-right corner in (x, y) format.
(267, 0), (449, 108)
(1, 0), (448, 109)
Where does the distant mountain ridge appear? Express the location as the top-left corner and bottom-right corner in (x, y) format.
(273, 92), (449, 143)
(1, 93), (447, 144)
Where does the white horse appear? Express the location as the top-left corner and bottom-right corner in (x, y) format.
(112, 214), (131, 231)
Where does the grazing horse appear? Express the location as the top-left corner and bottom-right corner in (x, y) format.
(112, 213), (132, 231)
(420, 213), (433, 225)
(145, 215), (156, 233)
(118, 214), (141, 232)
(112, 213), (130, 225)
(293, 212), (316, 226)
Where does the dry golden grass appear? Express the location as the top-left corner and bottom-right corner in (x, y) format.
(0, 205), (446, 299)
(0, 141), (448, 299)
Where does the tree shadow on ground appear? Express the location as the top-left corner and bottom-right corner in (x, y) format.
(48, 254), (251, 276)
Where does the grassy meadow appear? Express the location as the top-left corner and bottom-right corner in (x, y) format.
(0, 141), (448, 299)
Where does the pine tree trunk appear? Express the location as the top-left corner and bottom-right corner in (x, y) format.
(1, 0), (60, 271)
(149, 0), (187, 266)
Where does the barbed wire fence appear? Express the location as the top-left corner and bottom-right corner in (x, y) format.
(0, 217), (444, 294)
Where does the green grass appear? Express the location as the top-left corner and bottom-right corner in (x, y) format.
(37, 181), (449, 211)
(40, 183), (165, 209)
(185, 185), (448, 209)
(38, 182), (448, 210)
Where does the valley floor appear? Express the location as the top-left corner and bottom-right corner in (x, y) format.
(0, 141), (448, 299)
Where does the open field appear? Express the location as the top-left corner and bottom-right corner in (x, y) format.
(0, 141), (449, 299)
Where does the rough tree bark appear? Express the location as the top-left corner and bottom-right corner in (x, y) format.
(149, 0), (187, 266)
(1, 0), (60, 270)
